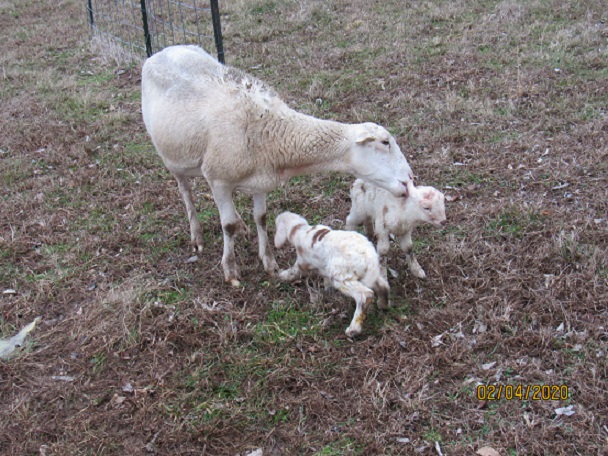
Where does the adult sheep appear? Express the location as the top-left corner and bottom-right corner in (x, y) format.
(141, 45), (414, 286)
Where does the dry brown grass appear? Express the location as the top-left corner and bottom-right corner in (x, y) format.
(1, 0), (607, 455)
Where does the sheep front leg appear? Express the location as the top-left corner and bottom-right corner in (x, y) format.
(279, 258), (310, 282)
(344, 206), (364, 232)
(399, 233), (425, 279)
(253, 193), (277, 275)
(210, 184), (248, 287)
(375, 222), (391, 282)
(174, 173), (204, 253)
(335, 280), (374, 337)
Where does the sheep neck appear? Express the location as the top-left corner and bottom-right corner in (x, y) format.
(265, 110), (351, 179)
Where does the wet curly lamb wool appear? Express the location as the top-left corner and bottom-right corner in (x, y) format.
(346, 179), (446, 282)
(274, 211), (389, 337)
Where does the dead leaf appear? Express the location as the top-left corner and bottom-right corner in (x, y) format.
(431, 334), (444, 347)
(473, 321), (487, 334)
(555, 405), (575, 417)
(51, 375), (76, 382)
(320, 390), (336, 401)
(0, 317), (41, 358)
(446, 194), (461, 202)
(476, 446), (501, 456)
(110, 394), (126, 407)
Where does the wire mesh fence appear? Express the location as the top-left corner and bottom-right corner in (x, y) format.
(86, 0), (224, 63)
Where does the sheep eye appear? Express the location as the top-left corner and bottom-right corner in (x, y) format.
(381, 140), (390, 146)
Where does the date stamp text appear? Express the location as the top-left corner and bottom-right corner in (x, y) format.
(477, 384), (569, 401)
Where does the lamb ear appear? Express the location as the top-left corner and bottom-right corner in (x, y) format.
(274, 215), (288, 249)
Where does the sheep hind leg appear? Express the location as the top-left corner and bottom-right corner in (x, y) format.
(335, 280), (374, 338)
(210, 184), (248, 287)
(174, 173), (204, 253)
(253, 193), (277, 275)
(373, 275), (391, 310)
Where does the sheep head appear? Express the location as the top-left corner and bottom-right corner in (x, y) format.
(274, 211), (308, 249)
(348, 123), (414, 198)
(408, 181), (447, 228)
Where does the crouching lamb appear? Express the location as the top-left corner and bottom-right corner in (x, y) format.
(274, 211), (389, 337)
(345, 179), (446, 280)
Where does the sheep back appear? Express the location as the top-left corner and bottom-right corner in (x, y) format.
(142, 46), (304, 188)
(301, 228), (382, 288)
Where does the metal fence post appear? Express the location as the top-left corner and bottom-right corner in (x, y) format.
(209, 0), (224, 63)
(87, 0), (94, 26)
(140, 0), (153, 57)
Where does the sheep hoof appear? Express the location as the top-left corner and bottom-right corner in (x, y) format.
(192, 245), (203, 253)
(412, 268), (426, 279)
(229, 278), (242, 287)
(264, 259), (278, 276)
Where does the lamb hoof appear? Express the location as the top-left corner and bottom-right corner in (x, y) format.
(277, 270), (292, 281)
(345, 327), (361, 338)
(192, 244), (203, 253)
(229, 278), (241, 287)
(377, 299), (391, 310)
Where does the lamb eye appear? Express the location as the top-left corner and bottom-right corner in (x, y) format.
(381, 140), (390, 146)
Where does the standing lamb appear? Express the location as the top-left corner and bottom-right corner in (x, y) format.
(274, 211), (389, 337)
(141, 45), (414, 286)
(345, 179), (446, 281)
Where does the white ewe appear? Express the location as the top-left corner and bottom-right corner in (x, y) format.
(345, 179), (446, 280)
(274, 211), (389, 337)
(141, 45), (414, 286)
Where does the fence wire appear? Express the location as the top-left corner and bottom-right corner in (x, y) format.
(86, 0), (223, 62)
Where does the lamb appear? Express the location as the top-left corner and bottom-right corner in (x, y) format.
(141, 45), (414, 286)
(274, 211), (390, 337)
(345, 179), (446, 281)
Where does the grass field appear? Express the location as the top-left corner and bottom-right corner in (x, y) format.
(1, 0), (607, 454)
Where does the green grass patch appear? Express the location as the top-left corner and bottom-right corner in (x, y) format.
(485, 208), (546, 239)
(314, 437), (364, 456)
(254, 299), (323, 344)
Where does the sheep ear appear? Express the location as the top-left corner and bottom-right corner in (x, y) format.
(355, 134), (376, 145)
(274, 216), (288, 249)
